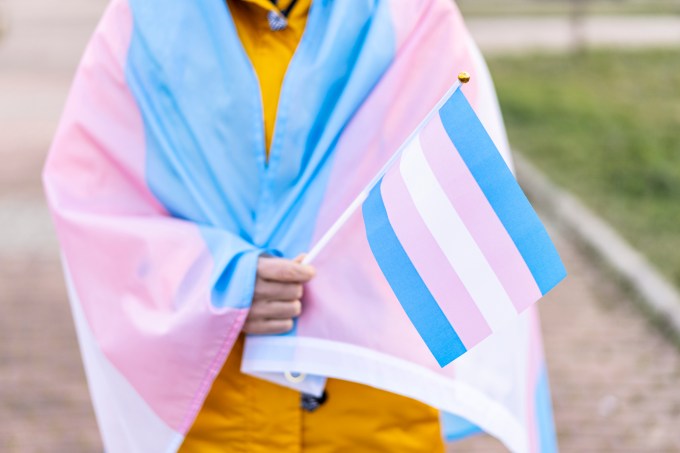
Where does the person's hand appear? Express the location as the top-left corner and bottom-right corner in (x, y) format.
(243, 255), (315, 335)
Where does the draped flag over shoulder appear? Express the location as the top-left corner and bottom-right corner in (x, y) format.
(358, 84), (565, 367)
(44, 0), (564, 452)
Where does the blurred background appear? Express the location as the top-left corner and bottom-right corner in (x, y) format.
(1, 0), (679, 451)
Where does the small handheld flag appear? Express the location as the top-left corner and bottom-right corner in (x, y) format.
(305, 75), (566, 367)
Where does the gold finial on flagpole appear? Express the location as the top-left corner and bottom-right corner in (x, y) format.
(458, 71), (471, 84)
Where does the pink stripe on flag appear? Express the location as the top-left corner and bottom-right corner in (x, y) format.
(312, 0), (471, 243)
(381, 165), (491, 348)
(420, 115), (542, 312)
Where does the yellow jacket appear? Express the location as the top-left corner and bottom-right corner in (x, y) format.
(179, 1), (444, 451)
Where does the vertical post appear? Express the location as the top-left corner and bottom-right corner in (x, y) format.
(0, 0), (5, 44)
(0, 0), (9, 45)
(569, 0), (587, 53)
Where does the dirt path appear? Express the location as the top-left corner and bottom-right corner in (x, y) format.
(467, 15), (680, 54)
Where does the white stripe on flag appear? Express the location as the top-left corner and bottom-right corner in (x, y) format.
(398, 137), (516, 333)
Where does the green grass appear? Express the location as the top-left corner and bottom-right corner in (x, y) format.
(487, 49), (680, 288)
(458, 0), (680, 16)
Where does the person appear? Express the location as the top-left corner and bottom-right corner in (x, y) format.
(43, 0), (558, 451)
(178, 2), (447, 450)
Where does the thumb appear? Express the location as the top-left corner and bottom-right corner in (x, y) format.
(293, 254), (316, 280)
(293, 253), (307, 264)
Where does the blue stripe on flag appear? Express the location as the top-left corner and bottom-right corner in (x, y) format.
(439, 89), (566, 295)
(362, 180), (466, 367)
(441, 412), (483, 442)
(535, 366), (559, 453)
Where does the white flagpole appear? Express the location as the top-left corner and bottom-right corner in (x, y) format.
(303, 75), (469, 265)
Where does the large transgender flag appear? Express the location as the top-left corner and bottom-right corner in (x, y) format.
(360, 85), (565, 367)
(44, 0), (563, 451)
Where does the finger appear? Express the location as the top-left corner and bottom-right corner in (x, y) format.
(243, 318), (294, 335)
(293, 254), (306, 264)
(253, 279), (303, 301)
(249, 300), (302, 320)
(257, 257), (315, 283)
